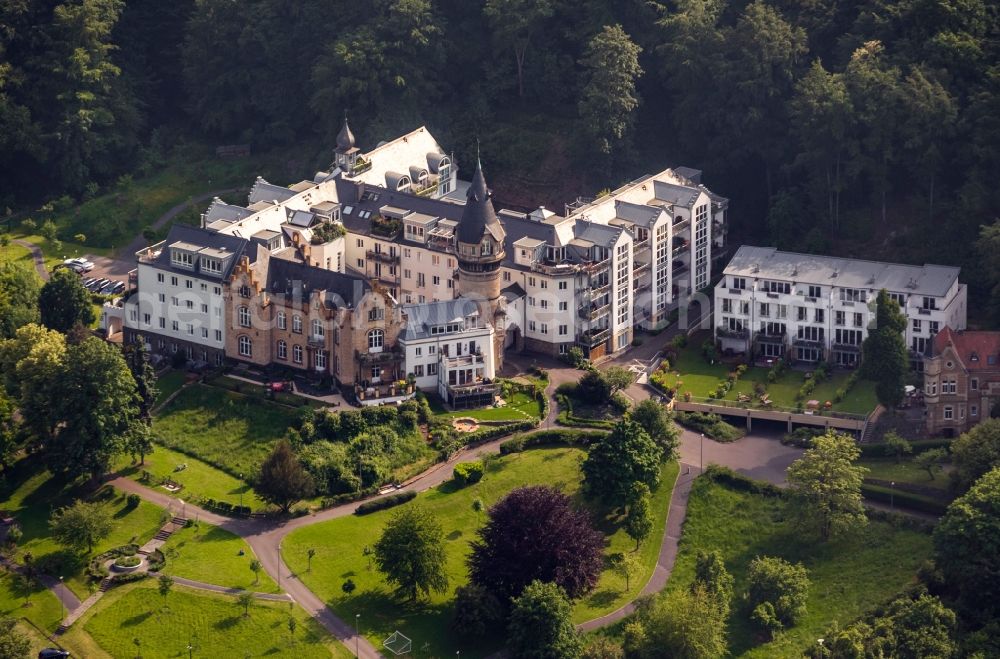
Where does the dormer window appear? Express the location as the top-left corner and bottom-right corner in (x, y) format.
(171, 250), (194, 269)
(202, 258), (221, 274)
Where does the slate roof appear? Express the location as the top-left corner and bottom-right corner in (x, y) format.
(153, 224), (251, 279)
(248, 177), (296, 205)
(204, 198), (253, 224)
(399, 298), (485, 341)
(723, 246), (961, 298)
(457, 160), (505, 244)
(264, 257), (370, 309)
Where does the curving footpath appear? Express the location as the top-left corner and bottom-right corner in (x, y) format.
(12, 240), (48, 281)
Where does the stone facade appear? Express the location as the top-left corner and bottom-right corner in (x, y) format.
(924, 327), (1000, 436)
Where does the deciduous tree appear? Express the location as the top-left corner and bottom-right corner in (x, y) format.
(373, 505), (448, 604)
(0, 262), (40, 339)
(915, 447), (948, 480)
(934, 466), (1000, 620)
(38, 268), (95, 333)
(624, 482), (653, 550)
(506, 580), (582, 659)
(629, 399), (680, 459)
(0, 616), (30, 659)
(468, 486), (603, 603)
(483, 0), (553, 98)
(637, 586), (727, 659)
(256, 439), (315, 514)
(693, 550), (734, 619)
(786, 432), (868, 540)
(949, 418), (1000, 490)
(49, 500), (113, 554)
(583, 420), (662, 505)
(747, 556), (810, 629)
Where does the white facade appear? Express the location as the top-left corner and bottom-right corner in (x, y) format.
(713, 246), (968, 365)
(398, 300), (497, 406)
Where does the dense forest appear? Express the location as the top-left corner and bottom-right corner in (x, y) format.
(2, 0), (999, 307)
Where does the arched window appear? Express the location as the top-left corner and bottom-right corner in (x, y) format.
(238, 306), (251, 327)
(277, 311), (286, 330)
(277, 340), (287, 360)
(368, 329), (384, 352)
(396, 176), (411, 191)
(315, 350), (327, 370)
(292, 315), (302, 333)
(311, 319), (324, 339)
(238, 335), (252, 358)
(292, 344), (303, 363)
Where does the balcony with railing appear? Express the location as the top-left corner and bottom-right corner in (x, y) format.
(672, 217), (691, 233)
(578, 327), (611, 347)
(581, 258), (610, 275)
(579, 301), (612, 321)
(443, 353), (485, 368)
(355, 380), (415, 405)
(754, 330), (786, 344)
(349, 157), (372, 176)
(633, 238), (649, 253)
(530, 260), (578, 276)
(366, 250), (400, 265)
(308, 335), (325, 348)
(136, 240), (166, 263)
(634, 260), (651, 274)
(671, 239), (689, 258)
(413, 179), (439, 198)
(356, 347), (404, 365)
(716, 325), (749, 339)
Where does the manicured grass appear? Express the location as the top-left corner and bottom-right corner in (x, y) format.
(659, 347), (878, 415)
(0, 569), (64, 634)
(160, 522), (280, 593)
(859, 457), (952, 493)
(115, 444), (266, 510)
(81, 581), (349, 658)
(153, 383), (300, 479)
(284, 448), (678, 658)
(153, 369), (190, 409)
(664, 477), (933, 658)
(438, 391), (543, 422)
(1, 458), (167, 599)
(0, 241), (32, 265)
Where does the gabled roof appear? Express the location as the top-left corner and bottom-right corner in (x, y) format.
(264, 257), (370, 308)
(248, 177), (296, 205)
(932, 327), (1000, 371)
(204, 198), (253, 224)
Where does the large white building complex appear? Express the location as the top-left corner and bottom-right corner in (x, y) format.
(112, 120), (731, 388)
(714, 246), (967, 367)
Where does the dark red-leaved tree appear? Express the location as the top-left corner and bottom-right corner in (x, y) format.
(468, 486), (603, 604)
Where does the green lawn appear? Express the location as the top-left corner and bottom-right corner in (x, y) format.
(81, 581), (350, 658)
(154, 370), (190, 409)
(0, 569), (64, 634)
(859, 457), (953, 493)
(663, 477), (933, 658)
(284, 448), (678, 658)
(115, 443), (266, 510)
(152, 383), (301, 479)
(159, 522), (280, 593)
(659, 346), (878, 415)
(435, 391), (543, 422)
(1, 458), (166, 599)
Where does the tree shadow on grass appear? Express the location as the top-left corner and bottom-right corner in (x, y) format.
(121, 610), (154, 627)
(446, 530), (462, 541)
(584, 589), (620, 609)
(213, 615), (243, 630)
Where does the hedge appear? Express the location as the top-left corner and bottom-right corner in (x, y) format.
(453, 461), (484, 485)
(860, 483), (948, 516)
(499, 429), (609, 455)
(702, 465), (784, 497)
(859, 438), (953, 458)
(675, 411), (745, 442)
(354, 490), (417, 515)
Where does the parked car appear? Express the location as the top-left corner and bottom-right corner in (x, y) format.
(89, 278), (109, 292)
(62, 257), (94, 273)
(111, 281), (125, 294)
(82, 277), (97, 288)
(98, 280), (118, 294)
(38, 649), (70, 658)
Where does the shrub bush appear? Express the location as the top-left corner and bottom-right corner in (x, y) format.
(860, 484), (948, 515)
(858, 438), (952, 458)
(499, 429), (609, 455)
(781, 427), (825, 448)
(703, 465), (784, 497)
(354, 490), (416, 515)
(454, 461), (485, 485)
(674, 412), (744, 442)
(126, 493), (141, 508)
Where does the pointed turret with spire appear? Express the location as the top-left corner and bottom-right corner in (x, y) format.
(333, 113), (360, 172)
(455, 150), (507, 368)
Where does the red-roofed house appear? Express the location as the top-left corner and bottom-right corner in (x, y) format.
(924, 327), (1000, 435)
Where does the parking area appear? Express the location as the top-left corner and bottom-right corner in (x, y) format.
(59, 254), (134, 296)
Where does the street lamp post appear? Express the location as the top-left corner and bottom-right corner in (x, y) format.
(700, 433), (704, 473)
(187, 643), (193, 659)
(239, 474), (244, 510)
(355, 613), (361, 656)
(59, 576), (64, 621)
(890, 481), (895, 511)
